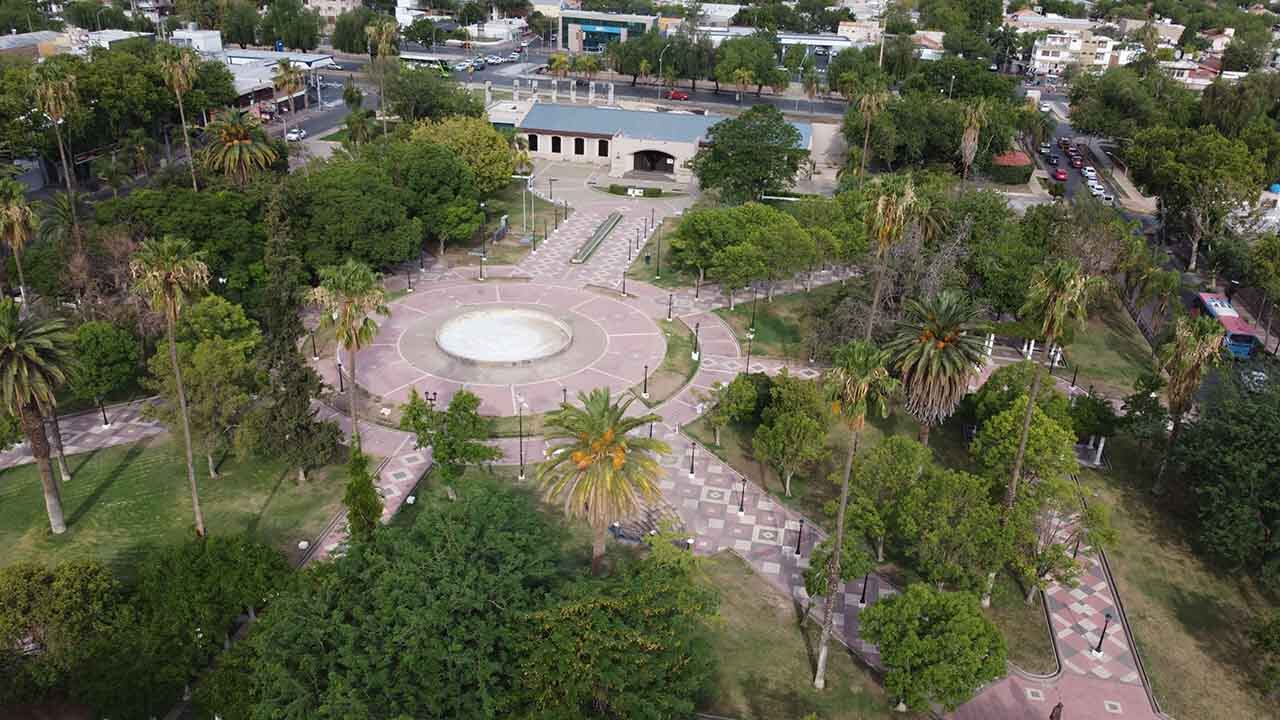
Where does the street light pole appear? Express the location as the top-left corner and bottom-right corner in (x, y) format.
(518, 401), (525, 481)
(657, 42), (672, 100)
(794, 518), (803, 555)
(745, 334), (754, 372)
(948, 73), (956, 100)
(738, 475), (746, 514)
(749, 288), (758, 337)
(548, 177), (556, 200)
(310, 332), (318, 361)
(692, 321), (700, 361)
(687, 440), (696, 478)
(642, 364), (649, 399)
(1094, 612), (1113, 654)
(666, 293), (673, 322)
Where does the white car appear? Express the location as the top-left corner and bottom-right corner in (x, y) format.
(1101, 193), (1115, 204)
(1082, 166), (1097, 179)
(453, 61), (472, 71)
(1088, 184), (1105, 197)
(1039, 102), (1051, 113)
(486, 54), (504, 64)
(285, 128), (307, 142)
(507, 51), (521, 61)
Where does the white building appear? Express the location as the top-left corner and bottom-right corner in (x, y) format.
(1005, 8), (1100, 34)
(837, 19), (881, 44)
(1030, 31), (1142, 74)
(1199, 27), (1235, 53)
(303, 0), (360, 27)
(1117, 17), (1186, 45)
(170, 28), (224, 54)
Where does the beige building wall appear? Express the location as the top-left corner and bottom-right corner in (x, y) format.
(521, 130), (699, 182)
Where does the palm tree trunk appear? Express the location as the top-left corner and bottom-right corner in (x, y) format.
(876, 534), (884, 562)
(814, 428), (859, 690)
(13, 249), (28, 309)
(1153, 411), (1184, 495)
(21, 403), (65, 534)
(784, 469), (793, 496)
(1004, 349), (1045, 512)
(176, 96), (198, 192)
(347, 346), (360, 444)
(591, 522), (607, 575)
(917, 422), (931, 446)
(714, 425), (721, 446)
(297, 466), (307, 484)
(864, 263), (886, 341)
(45, 411), (71, 482)
(207, 450), (219, 480)
(860, 116), (872, 177)
(51, 125), (78, 241)
(169, 313), (206, 537)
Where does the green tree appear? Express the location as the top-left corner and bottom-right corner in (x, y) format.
(1012, 479), (1115, 603)
(897, 466), (1010, 592)
(411, 116), (515, 196)
(843, 435), (931, 561)
(538, 388), (670, 575)
(33, 63), (80, 237)
(384, 65), (484, 122)
(310, 259), (388, 442)
(130, 235), (211, 536)
(343, 445), (383, 542)
(701, 375), (756, 445)
(802, 531), (874, 615)
(853, 81), (891, 177)
(710, 241), (766, 308)
(0, 301), (73, 533)
(343, 109), (373, 149)
(971, 360), (1073, 431)
(887, 289), (988, 444)
(332, 7), (375, 53)
(958, 98), (988, 184)
(860, 583), (1006, 711)
(669, 206), (740, 285)
(91, 155), (129, 198)
(1127, 125), (1265, 271)
(342, 75), (363, 111)
(399, 388), (501, 486)
(815, 340), (898, 689)
(753, 410), (826, 497)
(69, 320), (140, 409)
(691, 104), (806, 203)
(259, 0), (321, 51)
(1119, 371), (1169, 450)
(200, 109), (277, 186)
(972, 396), (1078, 491)
(0, 177), (34, 307)
(158, 46), (201, 192)
(1252, 613), (1280, 694)
(1154, 314), (1224, 490)
(223, 0), (260, 47)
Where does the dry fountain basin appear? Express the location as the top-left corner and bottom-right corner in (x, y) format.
(434, 306), (573, 366)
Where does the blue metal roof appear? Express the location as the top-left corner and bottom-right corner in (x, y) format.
(517, 104), (812, 148)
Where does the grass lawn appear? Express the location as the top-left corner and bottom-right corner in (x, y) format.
(625, 217), (698, 289)
(1065, 292), (1155, 398)
(442, 180), (563, 268)
(699, 552), (916, 720)
(0, 437), (344, 571)
(1077, 438), (1278, 720)
(631, 318), (698, 408)
(984, 571), (1059, 675)
(715, 284), (847, 362)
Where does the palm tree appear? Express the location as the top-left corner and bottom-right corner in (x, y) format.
(273, 59), (304, 143)
(200, 110), (278, 186)
(802, 65), (821, 115)
(732, 67), (753, 102)
(863, 177), (917, 340)
(367, 19), (399, 133)
(122, 128), (157, 178)
(549, 53), (571, 80)
(0, 300), (74, 534)
(159, 46), (201, 192)
(887, 290), (989, 445)
(1153, 315), (1223, 491)
(344, 109), (373, 149)
(855, 82), (890, 178)
(815, 340), (899, 690)
(309, 260), (389, 443)
(130, 236), (210, 537)
(92, 155), (128, 197)
(342, 74), (363, 112)
(0, 179), (33, 307)
(958, 99), (988, 184)
(34, 191), (81, 248)
(538, 388), (670, 575)
(638, 57), (652, 86)
(1005, 260), (1103, 511)
(33, 64), (79, 237)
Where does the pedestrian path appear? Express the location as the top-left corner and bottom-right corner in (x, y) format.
(0, 399), (165, 471)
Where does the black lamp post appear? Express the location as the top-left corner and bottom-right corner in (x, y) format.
(738, 475), (746, 514)
(406, 269), (413, 292)
(548, 177), (556, 199)
(794, 518), (803, 555)
(517, 400), (525, 481)
(641, 364), (649, 399)
(98, 398), (109, 428)
(654, 229), (662, 280)
(648, 420), (653, 438)
(859, 573), (870, 606)
(666, 293), (673, 321)
(337, 360), (345, 393)
(310, 332), (318, 361)
(695, 274), (700, 299)
(745, 334), (754, 372)
(692, 321), (700, 360)
(1094, 612), (1113, 654)
(562, 387), (568, 404)
(688, 441), (696, 478)
(419, 251), (425, 271)
(749, 287), (758, 337)
(620, 272), (626, 296)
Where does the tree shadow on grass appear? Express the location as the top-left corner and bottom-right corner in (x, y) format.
(244, 468), (289, 539)
(741, 670), (820, 720)
(65, 436), (154, 529)
(793, 598), (819, 675)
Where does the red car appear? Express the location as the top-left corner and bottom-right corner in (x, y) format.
(664, 89), (689, 101)
(1053, 169), (1068, 181)
(1070, 157), (1083, 168)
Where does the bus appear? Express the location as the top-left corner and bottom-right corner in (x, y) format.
(401, 53), (452, 77)
(1193, 292), (1264, 359)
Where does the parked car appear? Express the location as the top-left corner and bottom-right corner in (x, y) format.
(1053, 168), (1068, 181)
(1039, 143), (1052, 155)
(285, 128), (307, 142)
(1102, 193), (1115, 204)
(486, 55), (504, 64)
(665, 89), (689, 100)
(1039, 102), (1051, 112)
(1070, 156), (1083, 169)
(1082, 166), (1097, 178)
(453, 61), (472, 71)
(507, 51), (521, 61)
(1049, 154), (1060, 166)
(471, 59), (486, 70)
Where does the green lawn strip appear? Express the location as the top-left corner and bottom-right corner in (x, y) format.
(983, 571), (1059, 675)
(0, 437), (344, 571)
(699, 552), (914, 720)
(1077, 438), (1278, 720)
(625, 217), (697, 289)
(630, 318), (698, 408)
(714, 284), (845, 362)
(1064, 292), (1155, 398)
(489, 412), (546, 438)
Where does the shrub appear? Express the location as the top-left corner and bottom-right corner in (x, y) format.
(985, 160), (1034, 184)
(608, 184), (627, 195)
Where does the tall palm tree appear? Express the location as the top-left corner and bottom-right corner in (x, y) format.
(863, 177), (917, 340)
(309, 260), (389, 443)
(0, 179), (33, 307)
(855, 82), (890, 178)
(887, 290), (989, 445)
(538, 388), (670, 575)
(802, 65), (821, 115)
(958, 99), (988, 184)
(814, 340), (899, 690)
(122, 128), (157, 178)
(1005, 260), (1103, 511)
(367, 19), (399, 133)
(92, 155), (128, 197)
(273, 59), (304, 143)
(732, 67), (753, 102)
(33, 64), (79, 237)
(344, 109), (372, 149)
(159, 46), (201, 192)
(200, 110), (278, 186)
(130, 236), (210, 537)
(1153, 315), (1223, 491)
(34, 191), (81, 248)
(0, 300), (74, 534)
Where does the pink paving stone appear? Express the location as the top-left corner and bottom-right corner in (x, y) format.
(512, 380), (570, 408)
(495, 283), (548, 303)
(463, 383), (515, 416)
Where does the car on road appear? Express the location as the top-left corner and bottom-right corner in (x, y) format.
(1049, 153), (1060, 165)
(665, 89), (689, 100)
(1102, 193), (1115, 204)
(471, 59), (486, 70)
(507, 51), (521, 61)
(485, 55), (504, 64)
(1070, 156), (1083, 169)
(285, 128), (307, 142)
(453, 61), (471, 71)
(1039, 102), (1051, 113)
(1039, 143), (1052, 155)
(1081, 166), (1097, 179)
(1053, 168), (1068, 181)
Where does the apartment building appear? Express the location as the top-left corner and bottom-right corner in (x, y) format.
(1030, 30), (1142, 75)
(304, 0), (361, 27)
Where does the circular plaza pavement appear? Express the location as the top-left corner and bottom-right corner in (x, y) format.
(351, 281), (667, 416)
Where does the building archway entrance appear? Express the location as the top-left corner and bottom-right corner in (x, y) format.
(632, 150), (676, 174)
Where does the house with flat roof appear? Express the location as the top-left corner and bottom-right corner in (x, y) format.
(498, 102), (811, 184)
(557, 10), (658, 52)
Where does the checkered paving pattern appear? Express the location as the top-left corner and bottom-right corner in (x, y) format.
(0, 399), (166, 471)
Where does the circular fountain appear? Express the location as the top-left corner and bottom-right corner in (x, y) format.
(435, 306), (573, 366)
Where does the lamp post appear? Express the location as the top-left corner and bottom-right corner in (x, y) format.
(666, 293), (673, 321)
(98, 398), (109, 428)
(336, 359), (345, 393)
(406, 268), (413, 292)
(562, 387), (568, 404)
(859, 572), (870, 606)
(657, 42), (672, 100)
(517, 395), (526, 481)
(748, 287), (758, 338)
(620, 272), (626, 297)
(654, 228), (662, 280)
(479, 255), (487, 281)
(744, 334), (754, 372)
(738, 475), (746, 514)
(1093, 612), (1113, 654)
(948, 73), (956, 100)
(688, 440), (696, 478)
(548, 177), (556, 199)
(794, 518), (803, 555)
(419, 250), (425, 271)
(642, 364), (649, 399)
(480, 201), (489, 256)
(310, 332), (318, 361)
